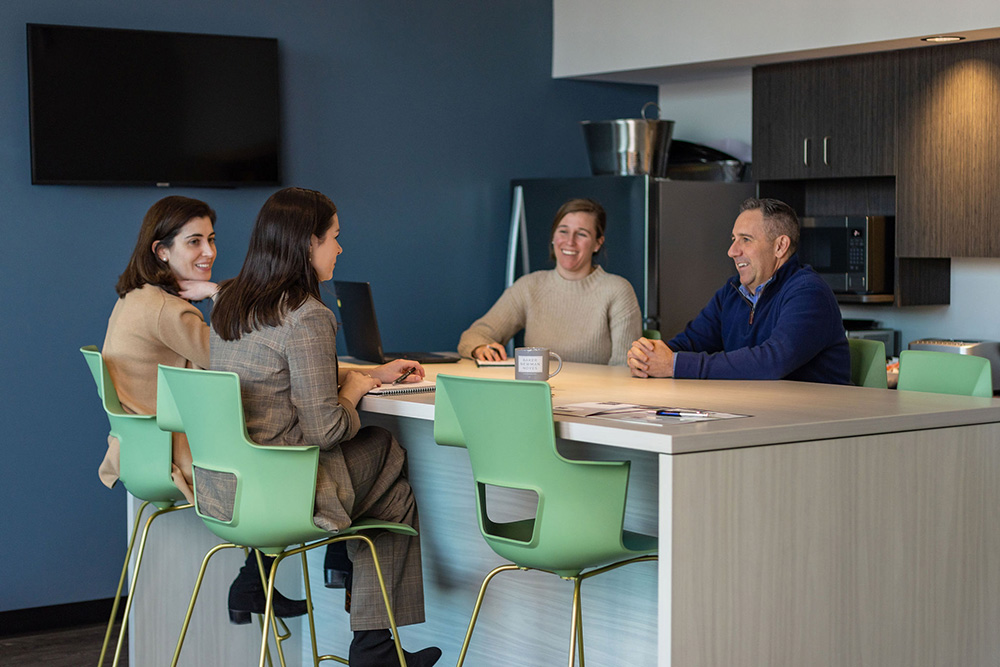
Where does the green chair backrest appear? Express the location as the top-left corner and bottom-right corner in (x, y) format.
(80, 345), (184, 507)
(848, 338), (888, 388)
(434, 374), (633, 576)
(156, 365), (328, 553)
(642, 328), (662, 341)
(897, 349), (993, 398)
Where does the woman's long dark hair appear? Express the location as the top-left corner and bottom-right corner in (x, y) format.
(212, 187), (336, 341)
(115, 196), (217, 298)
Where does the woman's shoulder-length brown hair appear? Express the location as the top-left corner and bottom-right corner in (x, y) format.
(211, 187), (336, 341)
(115, 196), (217, 298)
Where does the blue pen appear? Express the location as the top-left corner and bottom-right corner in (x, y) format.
(656, 409), (709, 417)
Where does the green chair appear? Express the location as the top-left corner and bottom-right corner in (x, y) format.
(434, 374), (657, 667)
(642, 328), (662, 340)
(897, 349), (993, 397)
(847, 338), (888, 388)
(157, 364), (418, 667)
(80, 346), (192, 667)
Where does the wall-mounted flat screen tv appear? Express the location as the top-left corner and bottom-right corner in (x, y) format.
(27, 23), (281, 187)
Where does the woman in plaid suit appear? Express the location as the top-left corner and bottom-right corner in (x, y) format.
(209, 187), (440, 667)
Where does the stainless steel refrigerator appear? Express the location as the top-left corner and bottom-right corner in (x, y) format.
(508, 176), (755, 338)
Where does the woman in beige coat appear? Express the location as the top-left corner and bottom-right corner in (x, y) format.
(102, 195), (218, 497)
(102, 195), (306, 624)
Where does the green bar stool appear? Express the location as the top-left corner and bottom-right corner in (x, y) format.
(80, 346), (193, 667)
(897, 349), (993, 397)
(847, 338), (888, 388)
(157, 364), (417, 667)
(434, 374), (657, 667)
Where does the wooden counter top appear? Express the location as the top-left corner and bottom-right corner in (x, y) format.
(358, 360), (1000, 455)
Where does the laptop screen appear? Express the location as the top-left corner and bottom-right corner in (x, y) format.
(333, 280), (386, 363)
(333, 280), (460, 364)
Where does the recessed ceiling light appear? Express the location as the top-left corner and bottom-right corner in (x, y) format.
(922, 35), (966, 43)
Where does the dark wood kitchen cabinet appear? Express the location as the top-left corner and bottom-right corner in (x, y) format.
(752, 53), (897, 180)
(754, 49), (946, 305)
(753, 39), (1000, 303)
(896, 39), (1000, 257)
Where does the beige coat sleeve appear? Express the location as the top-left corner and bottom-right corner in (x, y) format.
(156, 297), (210, 370)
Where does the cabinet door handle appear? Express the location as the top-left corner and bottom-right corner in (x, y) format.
(803, 137), (811, 167)
(823, 136), (831, 166)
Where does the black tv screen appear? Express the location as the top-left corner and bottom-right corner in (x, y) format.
(27, 24), (281, 187)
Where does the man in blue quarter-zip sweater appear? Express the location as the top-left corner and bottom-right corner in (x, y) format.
(627, 197), (850, 384)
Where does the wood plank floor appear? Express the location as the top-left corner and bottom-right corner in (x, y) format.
(0, 621), (127, 666)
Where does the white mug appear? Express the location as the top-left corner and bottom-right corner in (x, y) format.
(515, 347), (563, 381)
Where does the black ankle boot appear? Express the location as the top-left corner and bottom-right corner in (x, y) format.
(349, 629), (441, 667)
(324, 541), (353, 589)
(228, 551), (308, 625)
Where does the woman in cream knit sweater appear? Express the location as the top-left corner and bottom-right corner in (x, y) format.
(458, 198), (641, 366)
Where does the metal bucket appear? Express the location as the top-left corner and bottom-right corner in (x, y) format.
(581, 102), (674, 177)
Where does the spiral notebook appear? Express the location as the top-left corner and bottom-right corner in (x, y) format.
(367, 379), (436, 395)
(475, 358), (515, 367)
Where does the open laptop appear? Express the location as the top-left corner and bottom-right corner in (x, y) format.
(333, 280), (460, 364)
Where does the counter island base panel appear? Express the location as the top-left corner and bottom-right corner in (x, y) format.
(666, 423), (1000, 667)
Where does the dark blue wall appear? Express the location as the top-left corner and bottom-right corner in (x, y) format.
(0, 0), (653, 611)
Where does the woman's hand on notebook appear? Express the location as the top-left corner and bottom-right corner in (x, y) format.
(341, 370), (382, 405)
(473, 343), (507, 361)
(371, 358), (426, 384)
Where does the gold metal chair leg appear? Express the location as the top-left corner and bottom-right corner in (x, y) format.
(108, 501), (191, 667)
(299, 546), (322, 667)
(575, 577), (585, 667)
(267, 612), (293, 667)
(258, 552), (305, 667)
(251, 540), (340, 667)
(573, 555), (656, 666)
(98, 500), (145, 665)
(568, 577), (582, 667)
(234, 533), (408, 667)
(259, 553), (295, 667)
(240, 547), (277, 667)
(456, 564), (521, 667)
(292, 536), (364, 665)
(172, 542), (239, 667)
(294, 543), (350, 665)
(169, 543), (282, 667)
(578, 554), (658, 582)
(242, 548), (275, 667)
(98, 500), (148, 667)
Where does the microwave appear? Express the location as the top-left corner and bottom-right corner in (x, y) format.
(798, 216), (894, 294)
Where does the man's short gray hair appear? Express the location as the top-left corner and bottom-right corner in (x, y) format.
(739, 197), (799, 254)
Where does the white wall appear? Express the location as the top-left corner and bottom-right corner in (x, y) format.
(553, 0), (1000, 78)
(841, 259), (1000, 351)
(657, 70), (753, 161)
